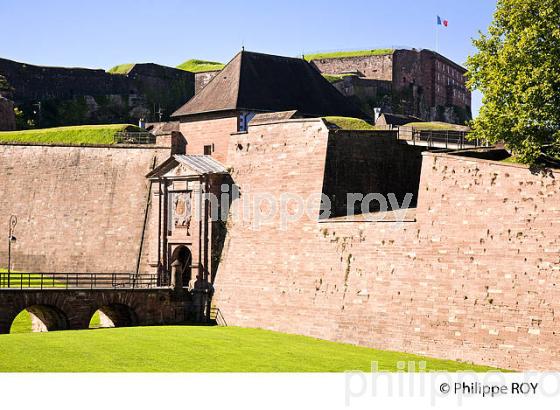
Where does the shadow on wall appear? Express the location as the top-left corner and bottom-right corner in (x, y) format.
(321, 131), (426, 217)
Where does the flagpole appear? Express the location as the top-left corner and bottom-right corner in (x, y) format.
(435, 21), (439, 52)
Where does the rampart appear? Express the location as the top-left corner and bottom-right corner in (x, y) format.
(213, 118), (560, 371)
(0, 143), (171, 273)
(0, 58), (195, 126)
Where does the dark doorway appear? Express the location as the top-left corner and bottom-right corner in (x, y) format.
(171, 245), (192, 287)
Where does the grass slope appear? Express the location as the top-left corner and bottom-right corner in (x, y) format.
(0, 124), (141, 145)
(323, 116), (379, 131)
(322, 73), (354, 83)
(107, 63), (135, 74)
(0, 326), (500, 372)
(176, 59), (224, 73)
(305, 48), (394, 61)
(404, 121), (470, 131)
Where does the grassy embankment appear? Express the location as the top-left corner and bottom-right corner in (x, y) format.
(107, 63), (135, 74)
(305, 48), (394, 61)
(0, 124), (142, 145)
(323, 116), (381, 131)
(0, 325), (502, 372)
(176, 59), (225, 73)
(404, 121), (470, 131)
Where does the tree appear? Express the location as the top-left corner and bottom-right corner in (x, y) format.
(466, 0), (560, 164)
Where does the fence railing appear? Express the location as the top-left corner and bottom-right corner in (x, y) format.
(113, 132), (156, 145)
(397, 127), (485, 149)
(0, 272), (159, 289)
(209, 306), (227, 326)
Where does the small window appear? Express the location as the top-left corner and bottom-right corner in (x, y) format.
(204, 145), (212, 155)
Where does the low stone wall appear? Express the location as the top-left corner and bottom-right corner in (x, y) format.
(214, 119), (560, 371)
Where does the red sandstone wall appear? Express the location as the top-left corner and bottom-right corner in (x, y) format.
(0, 144), (169, 273)
(214, 120), (560, 371)
(179, 115), (238, 164)
(310, 54), (394, 80)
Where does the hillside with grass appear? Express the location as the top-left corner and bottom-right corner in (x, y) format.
(0, 325), (500, 372)
(0, 124), (142, 145)
(107, 64), (135, 74)
(305, 48), (394, 61)
(323, 116), (380, 131)
(404, 121), (470, 131)
(176, 59), (225, 73)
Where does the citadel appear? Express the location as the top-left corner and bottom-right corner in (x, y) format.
(0, 48), (558, 371)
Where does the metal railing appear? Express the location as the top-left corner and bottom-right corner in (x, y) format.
(398, 127), (485, 149)
(209, 306), (227, 326)
(0, 272), (159, 290)
(113, 132), (156, 145)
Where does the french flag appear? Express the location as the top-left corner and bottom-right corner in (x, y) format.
(437, 15), (448, 27)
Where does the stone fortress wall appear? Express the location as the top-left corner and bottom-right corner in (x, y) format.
(309, 49), (472, 124)
(213, 118), (560, 371)
(0, 58), (195, 126)
(0, 114), (558, 370)
(0, 142), (172, 273)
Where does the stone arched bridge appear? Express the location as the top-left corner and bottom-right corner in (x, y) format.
(0, 288), (191, 334)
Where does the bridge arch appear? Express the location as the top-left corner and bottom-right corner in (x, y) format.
(10, 304), (69, 333)
(91, 303), (138, 328)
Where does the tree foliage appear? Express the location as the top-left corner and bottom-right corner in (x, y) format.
(466, 0), (560, 163)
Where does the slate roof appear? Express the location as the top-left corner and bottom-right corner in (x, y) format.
(248, 110), (301, 125)
(171, 51), (367, 119)
(146, 155), (228, 178)
(174, 155), (228, 174)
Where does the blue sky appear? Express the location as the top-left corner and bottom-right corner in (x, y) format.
(0, 0), (496, 116)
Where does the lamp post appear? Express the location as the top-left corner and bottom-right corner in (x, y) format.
(7, 215), (17, 288)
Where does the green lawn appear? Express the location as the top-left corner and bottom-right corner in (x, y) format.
(107, 63), (135, 74)
(404, 121), (470, 131)
(176, 59), (225, 73)
(323, 116), (380, 131)
(0, 124), (142, 145)
(0, 325), (501, 372)
(305, 48), (394, 61)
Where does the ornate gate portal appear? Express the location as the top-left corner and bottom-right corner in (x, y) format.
(147, 154), (231, 321)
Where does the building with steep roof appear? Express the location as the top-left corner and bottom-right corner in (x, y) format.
(171, 50), (367, 163)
